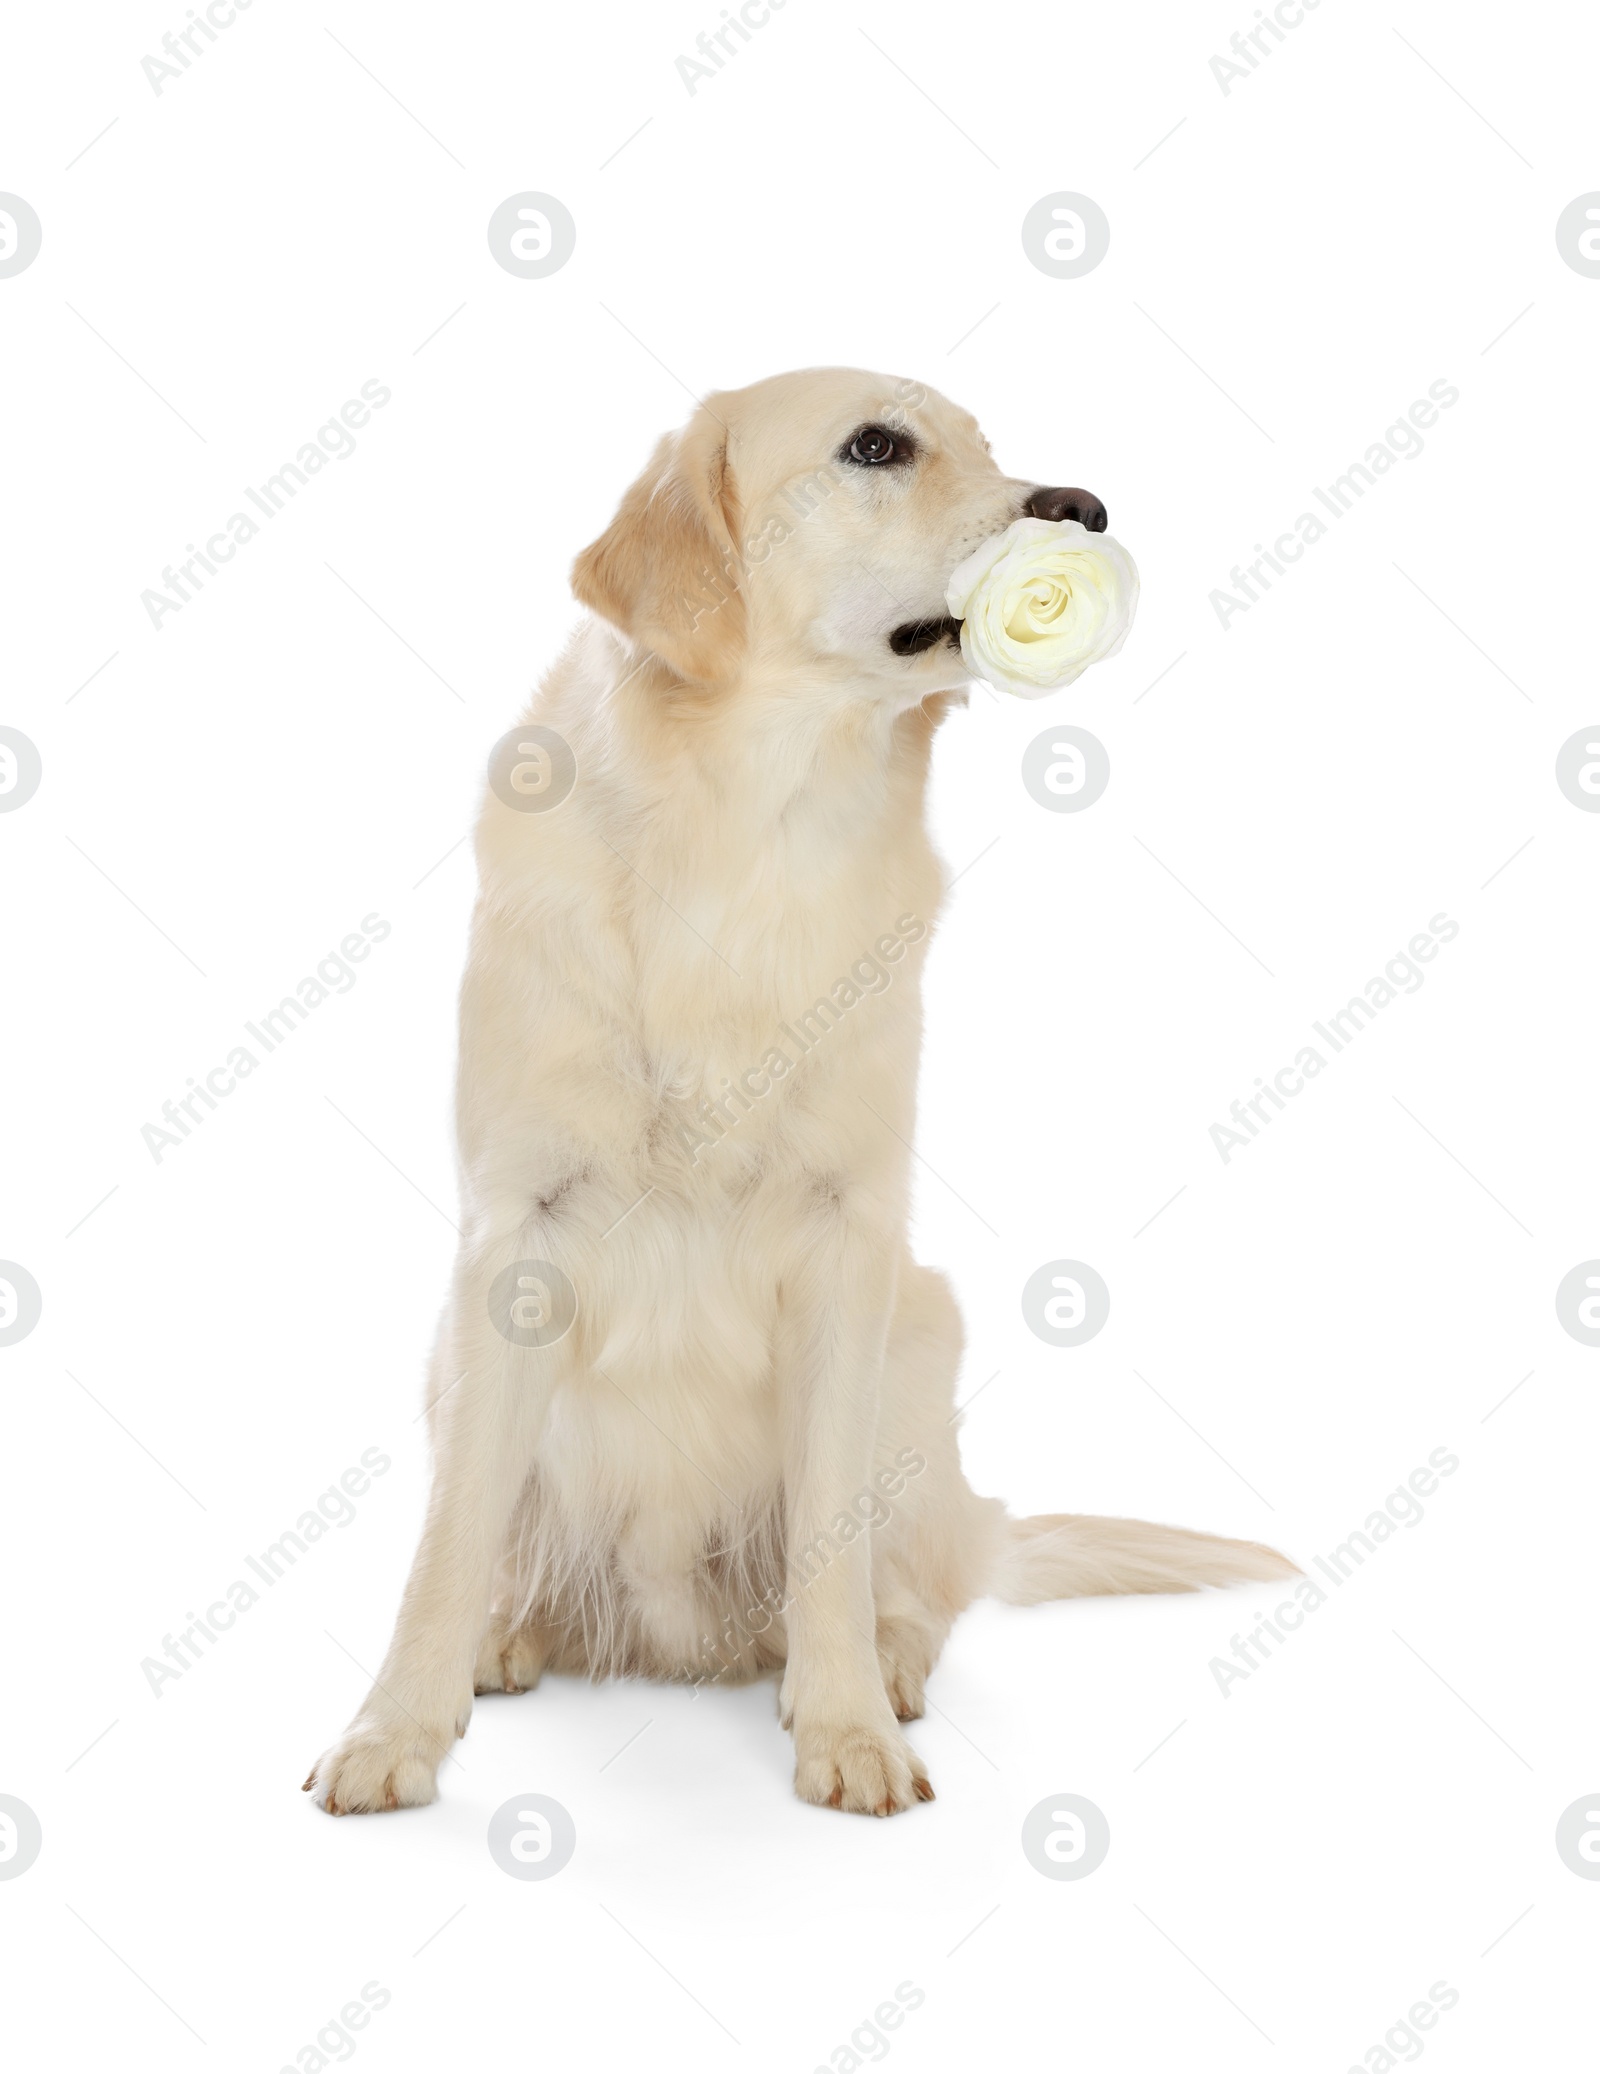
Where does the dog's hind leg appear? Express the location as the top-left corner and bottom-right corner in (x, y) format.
(872, 1587), (947, 1723)
(870, 1261), (1008, 1721)
(876, 1257), (1297, 1629)
(471, 1484), (562, 1695)
(473, 1583), (559, 1695)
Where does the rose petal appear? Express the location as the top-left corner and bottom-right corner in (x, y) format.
(947, 517), (1138, 696)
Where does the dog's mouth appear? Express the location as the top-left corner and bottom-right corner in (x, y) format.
(888, 616), (963, 658)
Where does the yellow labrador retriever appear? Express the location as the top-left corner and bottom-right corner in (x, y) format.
(307, 368), (1292, 1818)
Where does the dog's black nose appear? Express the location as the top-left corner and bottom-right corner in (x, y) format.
(1024, 486), (1108, 532)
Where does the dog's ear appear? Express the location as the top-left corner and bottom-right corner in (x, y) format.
(571, 403), (744, 684)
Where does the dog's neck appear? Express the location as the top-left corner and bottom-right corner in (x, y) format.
(607, 644), (948, 900)
(478, 619), (951, 1016)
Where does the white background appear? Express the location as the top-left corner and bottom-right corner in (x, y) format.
(4, 1), (1598, 2067)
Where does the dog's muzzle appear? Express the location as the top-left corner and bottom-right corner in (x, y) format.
(888, 488), (1108, 657)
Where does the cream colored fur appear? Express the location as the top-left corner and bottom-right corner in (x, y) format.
(307, 367), (1295, 1819)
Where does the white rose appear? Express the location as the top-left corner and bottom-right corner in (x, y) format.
(945, 517), (1139, 696)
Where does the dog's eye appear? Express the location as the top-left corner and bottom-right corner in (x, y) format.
(845, 426), (901, 466)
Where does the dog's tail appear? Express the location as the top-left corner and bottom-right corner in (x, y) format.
(989, 1511), (1299, 1604)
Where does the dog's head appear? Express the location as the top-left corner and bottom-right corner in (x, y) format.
(571, 367), (1105, 701)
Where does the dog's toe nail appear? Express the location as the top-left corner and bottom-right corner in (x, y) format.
(301, 1771), (316, 1791)
(914, 1778), (935, 1802)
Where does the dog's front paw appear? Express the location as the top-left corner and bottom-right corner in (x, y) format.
(792, 1718), (935, 1817)
(303, 1703), (462, 1815)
